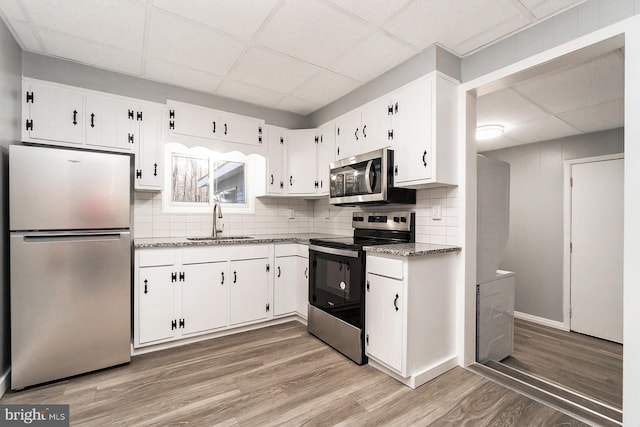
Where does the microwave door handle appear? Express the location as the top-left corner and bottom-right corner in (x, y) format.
(365, 160), (374, 194)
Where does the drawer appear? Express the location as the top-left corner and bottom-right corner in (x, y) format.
(229, 244), (270, 260)
(275, 243), (308, 258)
(367, 255), (404, 280)
(138, 248), (178, 267)
(182, 246), (228, 264)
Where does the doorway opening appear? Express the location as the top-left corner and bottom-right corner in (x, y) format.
(472, 36), (624, 425)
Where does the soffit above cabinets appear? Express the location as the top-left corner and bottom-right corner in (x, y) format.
(476, 49), (624, 152)
(1, 0), (585, 115)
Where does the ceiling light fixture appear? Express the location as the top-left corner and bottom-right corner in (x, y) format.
(476, 124), (505, 140)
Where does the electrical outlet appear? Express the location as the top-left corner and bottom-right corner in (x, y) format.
(432, 204), (442, 220)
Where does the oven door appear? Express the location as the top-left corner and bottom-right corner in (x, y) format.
(309, 245), (364, 328)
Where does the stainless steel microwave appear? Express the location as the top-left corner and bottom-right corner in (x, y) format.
(329, 148), (415, 206)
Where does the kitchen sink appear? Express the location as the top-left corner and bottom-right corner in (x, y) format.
(186, 236), (253, 241)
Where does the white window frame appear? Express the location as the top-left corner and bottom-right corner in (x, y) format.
(162, 142), (256, 214)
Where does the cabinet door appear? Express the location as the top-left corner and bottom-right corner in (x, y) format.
(135, 105), (164, 190)
(25, 81), (84, 145)
(169, 101), (218, 140)
(181, 262), (228, 335)
(218, 111), (264, 146)
(286, 130), (318, 194)
(85, 95), (135, 151)
(394, 78), (433, 184)
(229, 259), (270, 325)
(296, 256), (309, 318)
(274, 256), (297, 316)
(365, 273), (404, 372)
(266, 126), (286, 194)
(361, 96), (392, 153)
(317, 122), (335, 195)
(138, 265), (176, 344)
(334, 109), (360, 160)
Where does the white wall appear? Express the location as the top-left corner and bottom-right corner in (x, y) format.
(0, 18), (21, 385)
(482, 128), (624, 322)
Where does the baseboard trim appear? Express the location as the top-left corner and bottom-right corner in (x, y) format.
(368, 356), (458, 389)
(0, 368), (10, 398)
(514, 311), (569, 331)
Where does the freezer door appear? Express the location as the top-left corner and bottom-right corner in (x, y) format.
(10, 231), (131, 390)
(10, 145), (130, 231)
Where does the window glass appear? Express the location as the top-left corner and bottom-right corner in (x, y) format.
(213, 160), (245, 204)
(171, 154), (210, 204)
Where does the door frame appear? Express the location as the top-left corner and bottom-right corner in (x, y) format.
(562, 153), (624, 330)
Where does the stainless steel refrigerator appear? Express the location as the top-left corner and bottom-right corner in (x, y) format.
(9, 144), (132, 390)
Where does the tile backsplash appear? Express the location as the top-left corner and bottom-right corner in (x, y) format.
(134, 186), (459, 245)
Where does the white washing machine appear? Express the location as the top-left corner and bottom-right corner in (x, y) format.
(476, 270), (515, 363)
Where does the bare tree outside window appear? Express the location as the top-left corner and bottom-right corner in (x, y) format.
(171, 154), (210, 203)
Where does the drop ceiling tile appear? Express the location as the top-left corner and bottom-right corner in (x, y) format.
(513, 51), (624, 113)
(230, 47), (319, 94)
(145, 58), (222, 94)
(0, 0), (27, 21)
(557, 99), (624, 133)
(292, 70), (360, 105)
(329, 32), (418, 82)
(383, 0), (528, 55)
(40, 28), (142, 75)
(151, 0), (280, 40)
(326, 0), (411, 25)
(21, 0), (146, 53)
(477, 88), (548, 126)
(256, 0), (370, 68)
(505, 115), (581, 144)
(215, 79), (285, 108)
(274, 95), (322, 115)
(9, 20), (43, 51)
(519, 0), (586, 19)
(455, 13), (530, 55)
(146, 10), (246, 76)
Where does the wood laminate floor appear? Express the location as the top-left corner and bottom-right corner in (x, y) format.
(1, 321), (587, 426)
(500, 318), (623, 409)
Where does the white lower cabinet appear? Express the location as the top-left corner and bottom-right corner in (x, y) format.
(135, 244), (311, 350)
(274, 244), (309, 319)
(365, 252), (458, 388)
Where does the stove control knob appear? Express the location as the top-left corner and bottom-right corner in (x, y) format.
(393, 217), (400, 223)
(400, 217), (407, 223)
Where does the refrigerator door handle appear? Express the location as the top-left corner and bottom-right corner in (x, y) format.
(22, 233), (126, 243)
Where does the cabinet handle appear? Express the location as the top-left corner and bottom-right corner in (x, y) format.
(395, 102), (399, 114)
(355, 127), (359, 141)
(221, 271), (224, 285)
(393, 293), (399, 311)
(422, 150), (427, 167)
(143, 279), (148, 294)
(304, 267), (308, 279)
(270, 174), (274, 185)
(394, 165), (398, 176)
(277, 266), (281, 278)
(224, 123), (228, 135)
(213, 121), (216, 133)
(366, 280), (370, 291)
(128, 109), (134, 120)
(233, 271), (237, 283)
(73, 110), (78, 125)
(154, 163), (158, 177)
(337, 146), (340, 156)
(128, 133), (134, 144)
(290, 176), (293, 186)
(362, 125), (367, 138)
(90, 113), (95, 128)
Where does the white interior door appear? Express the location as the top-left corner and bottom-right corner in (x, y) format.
(570, 158), (623, 343)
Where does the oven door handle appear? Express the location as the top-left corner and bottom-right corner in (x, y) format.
(309, 245), (360, 258)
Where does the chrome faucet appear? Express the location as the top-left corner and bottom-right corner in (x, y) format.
(212, 202), (223, 237)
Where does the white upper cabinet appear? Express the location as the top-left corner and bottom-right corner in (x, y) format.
(392, 73), (458, 188)
(334, 108), (360, 160)
(286, 129), (318, 195)
(265, 125), (287, 195)
(85, 95), (137, 151)
(360, 96), (393, 153)
(134, 104), (164, 191)
(23, 80), (84, 146)
(167, 100), (265, 147)
(316, 121), (335, 195)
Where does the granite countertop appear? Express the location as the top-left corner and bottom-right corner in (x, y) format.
(134, 233), (343, 249)
(363, 243), (462, 257)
